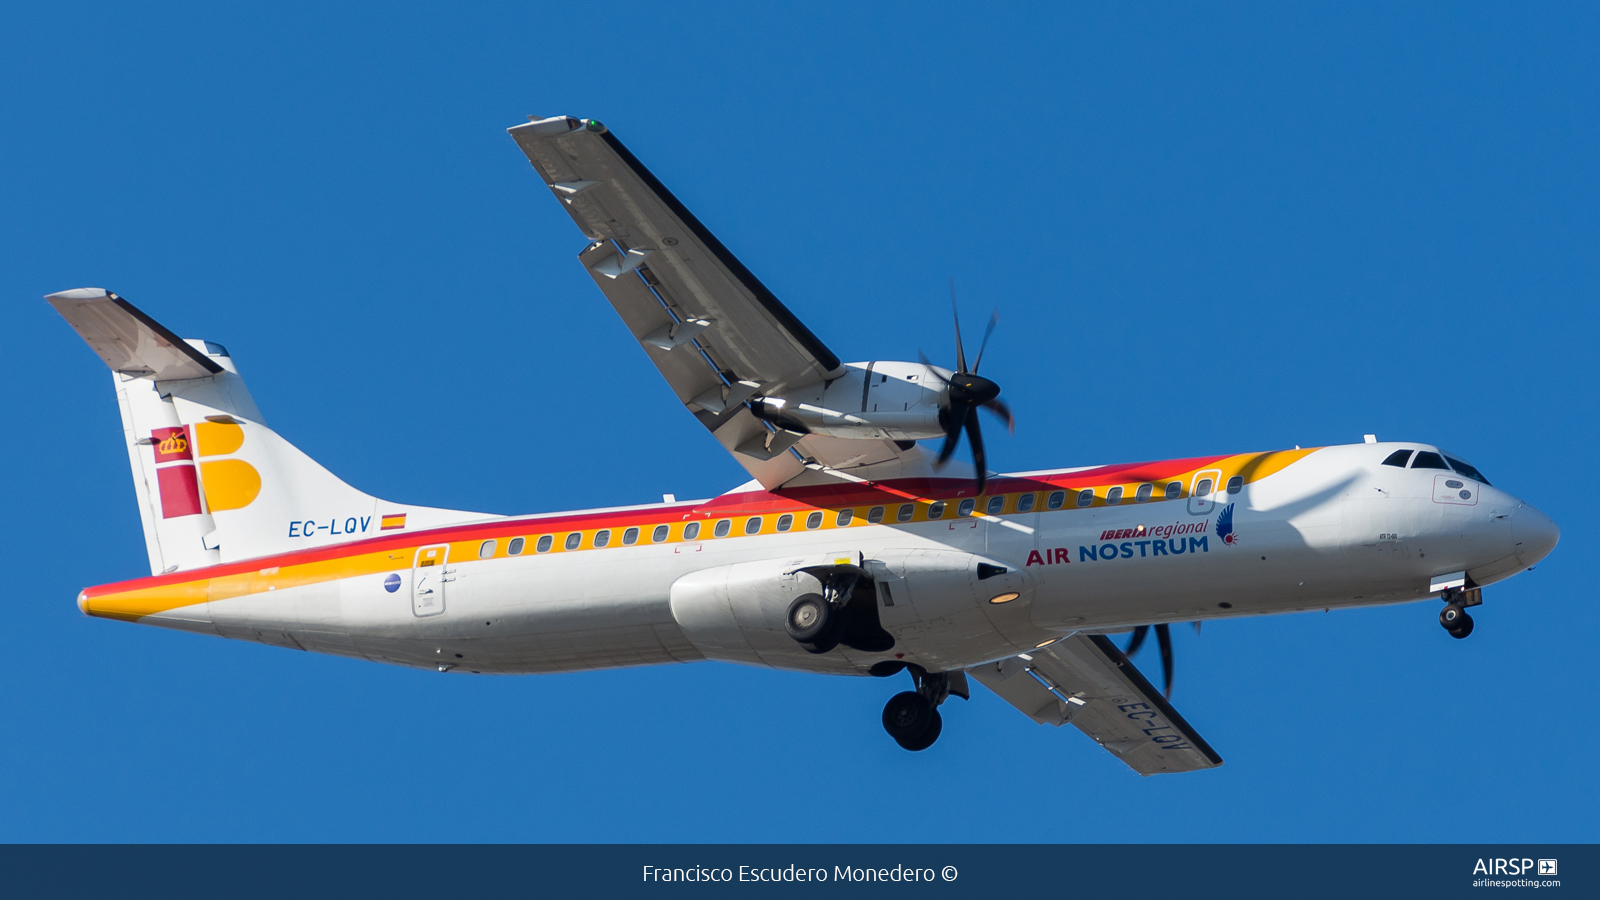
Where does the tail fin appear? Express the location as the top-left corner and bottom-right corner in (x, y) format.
(49, 288), (492, 573)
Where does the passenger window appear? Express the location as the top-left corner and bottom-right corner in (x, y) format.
(1381, 449), (1414, 468)
(957, 498), (976, 516)
(479, 540), (496, 559)
(986, 496), (1005, 515)
(1226, 476), (1243, 494)
(897, 504), (914, 522)
(1164, 482), (1182, 500)
(1017, 493), (1036, 512)
(1106, 486), (1124, 505)
(1135, 484), (1153, 502)
(507, 537), (525, 556)
(1048, 491), (1066, 510)
(1076, 489), (1094, 507)
(867, 506), (885, 523)
(836, 509), (854, 527)
(651, 524), (669, 543)
(683, 522), (701, 540)
(536, 535), (553, 553)
(744, 517), (762, 535)
(1195, 478), (1213, 498)
(1444, 455), (1491, 485)
(713, 519), (731, 537)
(1411, 451), (1449, 470)
(777, 514), (794, 532)
(927, 501), (946, 519)
(805, 511), (823, 529)
(622, 527), (639, 545)
(564, 532), (582, 550)
(594, 529), (611, 548)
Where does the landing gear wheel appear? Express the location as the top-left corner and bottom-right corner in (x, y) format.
(785, 593), (835, 644)
(882, 691), (934, 747)
(1440, 603), (1467, 631)
(898, 709), (943, 751)
(1448, 611), (1475, 639)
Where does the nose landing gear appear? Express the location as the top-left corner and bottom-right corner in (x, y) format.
(877, 666), (966, 751)
(1439, 587), (1482, 639)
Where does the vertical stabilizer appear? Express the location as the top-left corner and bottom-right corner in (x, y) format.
(49, 289), (493, 572)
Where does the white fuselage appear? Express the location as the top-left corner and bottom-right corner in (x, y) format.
(122, 441), (1555, 679)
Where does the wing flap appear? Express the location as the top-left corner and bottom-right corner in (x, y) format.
(968, 633), (1223, 776)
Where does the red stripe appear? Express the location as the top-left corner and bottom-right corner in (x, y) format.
(81, 453), (1241, 597)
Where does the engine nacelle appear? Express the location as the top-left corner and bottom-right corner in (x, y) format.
(756, 360), (949, 441)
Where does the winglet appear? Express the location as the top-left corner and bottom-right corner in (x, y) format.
(46, 288), (222, 381)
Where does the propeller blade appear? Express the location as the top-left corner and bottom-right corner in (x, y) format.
(1156, 623), (1174, 698)
(1124, 624), (1150, 657)
(972, 310), (999, 374)
(935, 402), (967, 466)
(1192, 621), (1202, 635)
(918, 350), (952, 384)
(949, 277), (967, 374)
(964, 405), (987, 495)
(981, 397), (1015, 434)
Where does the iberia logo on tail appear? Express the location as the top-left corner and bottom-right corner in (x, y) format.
(193, 420), (261, 513)
(151, 426), (192, 463)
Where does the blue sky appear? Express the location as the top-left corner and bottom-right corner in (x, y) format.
(3, 2), (1596, 842)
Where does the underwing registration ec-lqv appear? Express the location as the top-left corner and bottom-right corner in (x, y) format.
(50, 115), (1559, 773)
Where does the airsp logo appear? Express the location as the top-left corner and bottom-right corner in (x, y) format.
(1472, 858), (1544, 876)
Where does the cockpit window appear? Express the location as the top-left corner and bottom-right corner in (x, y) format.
(1381, 449), (1414, 468)
(1411, 451), (1449, 470)
(1444, 455), (1491, 485)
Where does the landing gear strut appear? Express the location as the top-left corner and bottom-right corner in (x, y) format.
(879, 666), (965, 751)
(1439, 587), (1480, 640)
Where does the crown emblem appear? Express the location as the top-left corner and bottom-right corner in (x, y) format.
(158, 431), (188, 455)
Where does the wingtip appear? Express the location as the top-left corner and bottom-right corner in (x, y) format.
(45, 287), (109, 302)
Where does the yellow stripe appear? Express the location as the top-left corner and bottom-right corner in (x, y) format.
(83, 447), (1323, 622)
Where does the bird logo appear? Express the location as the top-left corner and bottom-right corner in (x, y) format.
(1216, 503), (1238, 545)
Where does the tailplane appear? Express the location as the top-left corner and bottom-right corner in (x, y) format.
(49, 288), (492, 574)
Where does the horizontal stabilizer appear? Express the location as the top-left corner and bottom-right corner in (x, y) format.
(47, 288), (221, 381)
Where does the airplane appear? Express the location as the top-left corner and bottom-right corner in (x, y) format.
(49, 115), (1560, 774)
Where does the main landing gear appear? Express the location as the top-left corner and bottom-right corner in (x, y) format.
(1439, 587), (1482, 640)
(782, 564), (893, 654)
(870, 663), (966, 751)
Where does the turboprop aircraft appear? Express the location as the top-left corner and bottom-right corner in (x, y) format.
(51, 116), (1560, 773)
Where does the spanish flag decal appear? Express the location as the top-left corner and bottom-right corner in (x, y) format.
(380, 513), (407, 531)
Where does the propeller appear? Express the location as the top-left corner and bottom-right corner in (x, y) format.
(1124, 624), (1176, 699)
(924, 279), (1015, 495)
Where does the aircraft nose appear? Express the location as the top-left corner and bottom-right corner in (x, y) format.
(1513, 503), (1560, 566)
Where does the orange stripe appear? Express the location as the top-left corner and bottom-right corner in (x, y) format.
(78, 447), (1321, 621)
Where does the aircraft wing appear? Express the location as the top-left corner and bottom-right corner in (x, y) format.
(968, 634), (1223, 776)
(509, 116), (922, 489)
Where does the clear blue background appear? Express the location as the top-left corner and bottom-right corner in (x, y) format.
(3, 2), (1594, 842)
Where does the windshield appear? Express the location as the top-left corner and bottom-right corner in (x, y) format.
(1443, 454), (1491, 485)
